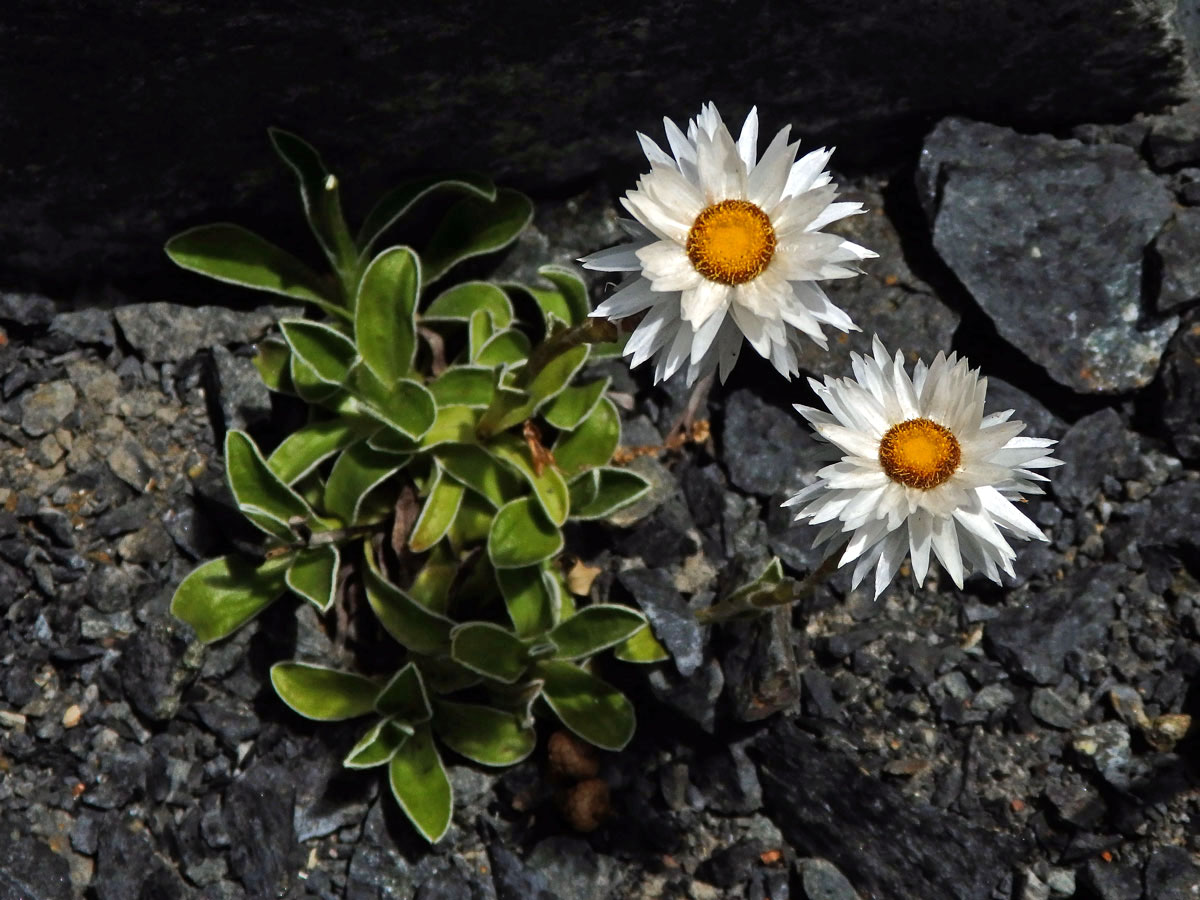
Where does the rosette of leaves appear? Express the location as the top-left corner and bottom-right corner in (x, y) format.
(168, 131), (668, 842)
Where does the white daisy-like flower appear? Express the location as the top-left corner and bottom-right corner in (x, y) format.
(581, 103), (877, 385)
(784, 337), (1063, 598)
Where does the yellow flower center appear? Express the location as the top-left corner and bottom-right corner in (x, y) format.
(685, 199), (776, 285)
(878, 418), (961, 489)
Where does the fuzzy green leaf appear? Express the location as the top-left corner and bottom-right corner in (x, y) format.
(467, 308), (496, 363)
(429, 366), (496, 409)
(552, 397), (621, 476)
(408, 541), (457, 614)
(268, 418), (363, 485)
(487, 496), (563, 569)
(351, 369), (437, 441)
(423, 281), (513, 327)
(541, 378), (609, 432)
(568, 467), (652, 520)
(280, 319), (357, 386)
(486, 434), (569, 526)
(450, 622), (529, 683)
(164, 224), (342, 318)
(422, 188), (533, 285)
(344, 718), (412, 769)
(374, 662), (433, 722)
(270, 662), (379, 721)
(548, 605), (647, 660)
(436, 443), (523, 508)
(290, 353), (342, 404)
(536, 265), (591, 326)
(363, 548), (454, 654)
(477, 344), (588, 437)
(496, 564), (558, 637)
(253, 339), (294, 393)
(323, 440), (407, 525)
(389, 722), (452, 843)
(286, 544), (339, 613)
(614, 624), (671, 664)
(225, 430), (312, 539)
(409, 465), (465, 553)
(538, 660), (636, 751)
(446, 491), (497, 550)
(475, 329), (532, 367)
(433, 699), (536, 766)
(420, 405), (482, 449)
(357, 173), (495, 260)
(355, 246), (419, 383)
(171, 553), (290, 643)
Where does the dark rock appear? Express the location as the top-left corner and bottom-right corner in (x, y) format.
(695, 741), (762, 815)
(50, 308), (117, 347)
(0, 823), (73, 900)
(1153, 207), (1200, 314)
(192, 699), (261, 752)
(799, 858), (863, 900)
(211, 344), (273, 433)
(647, 658), (724, 733)
(292, 748), (372, 842)
(614, 500), (698, 570)
(722, 388), (825, 497)
(802, 668), (843, 721)
(985, 565), (1120, 684)
(1160, 310), (1200, 461)
(224, 758), (297, 897)
(0, 293), (55, 326)
(116, 522), (175, 565)
(1054, 410), (1140, 510)
(1079, 857), (1141, 900)
(95, 495), (156, 538)
(19, 381), (76, 437)
(114, 302), (288, 363)
(161, 497), (218, 560)
(488, 843), (559, 900)
(1144, 478), (1200, 556)
(1147, 99), (1200, 169)
(1029, 686), (1080, 729)
(1143, 847), (1200, 900)
(1044, 773), (1106, 828)
(985, 377), (1067, 442)
(753, 719), (1016, 899)
(118, 620), (197, 721)
(919, 118), (1176, 393)
(1071, 721), (1133, 789)
(722, 611), (802, 721)
(697, 839), (769, 889)
(69, 811), (102, 856)
(33, 508), (75, 547)
(93, 820), (186, 900)
(526, 837), (617, 900)
(617, 567), (703, 676)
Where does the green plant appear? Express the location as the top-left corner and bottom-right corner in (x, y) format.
(168, 130), (667, 842)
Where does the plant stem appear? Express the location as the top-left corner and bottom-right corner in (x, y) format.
(695, 547), (844, 624)
(521, 318), (617, 388)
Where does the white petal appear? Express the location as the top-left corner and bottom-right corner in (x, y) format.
(637, 241), (702, 292)
(638, 132), (677, 169)
(746, 126), (796, 210)
(784, 147), (834, 197)
(680, 278), (731, 325)
(580, 242), (647, 272)
(592, 278), (659, 319)
(929, 515), (964, 589)
(737, 106), (759, 172)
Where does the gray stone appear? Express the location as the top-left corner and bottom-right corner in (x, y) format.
(19, 381), (76, 437)
(212, 344), (273, 433)
(1145, 478), (1200, 556)
(526, 837), (618, 900)
(919, 118), (1177, 393)
(1143, 847), (1200, 900)
(1160, 309), (1200, 461)
(1080, 857), (1141, 900)
(224, 759), (297, 897)
(1029, 686), (1080, 729)
(617, 567), (704, 677)
(1072, 721), (1133, 789)
(0, 293), (55, 326)
(800, 858), (863, 900)
(50, 308), (117, 347)
(1147, 99), (1200, 169)
(114, 302), (288, 363)
(1052, 409), (1139, 511)
(0, 823), (73, 900)
(1153, 207), (1200, 313)
(722, 388), (825, 497)
(647, 658), (724, 733)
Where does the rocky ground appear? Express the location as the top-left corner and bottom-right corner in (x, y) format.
(2, 101), (1200, 899)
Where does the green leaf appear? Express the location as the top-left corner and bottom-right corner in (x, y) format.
(420, 404), (482, 449)
(225, 430), (312, 539)
(409, 465), (465, 553)
(538, 660), (636, 751)
(429, 366), (496, 409)
(389, 722), (452, 843)
(725, 556), (791, 610)
(475, 329), (531, 367)
(422, 188), (534, 285)
(323, 440), (407, 525)
(357, 173), (495, 260)
(351, 369), (437, 442)
(253, 339), (294, 393)
(268, 128), (357, 286)
(548, 605), (647, 660)
(477, 344), (588, 437)
(375, 662), (433, 721)
(363, 548), (454, 654)
(542, 378), (609, 432)
(614, 624), (671, 664)
(423, 281), (513, 327)
(446, 491), (497, 550)
(552, 397), (621, 476)
(486, 434), (569, 526)
(408, 541), (457, 613)
(270, 661), (379, 721)
(164, 224), (343, 318)
(355, 246), (419, 383)
(432, 699), (536, 767)
(496, 565), (558, 637)
(280, 319), (358, 386)
(290, 352), (342, 404)
(286, 544), (339, 613)
(171, 553), (290, 643)
(468, 308), (496, 363)
(268, 418), (363, 485)
(436, 443), (523, 508)
(450, 622), (529, 683)
(569, 467), (652, 520)
(487, 496), (563, 569)
(344, 718), (412, 769)
(537, 265), (591, 326)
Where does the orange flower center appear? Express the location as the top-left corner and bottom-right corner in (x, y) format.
(878, 418), (961, 489)
(685, 199), (776, 285)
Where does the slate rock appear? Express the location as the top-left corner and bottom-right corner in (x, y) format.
(118, 622), (197, 721)
(1153, 207), (1200, 314)
(985, 565), (1120, 684)
(1072, 721), (1133, 789)
(1029, 686), (1080, 729)
(50, 308), (117, 347)
(0, 293), (55, 326)
(224, 758), (297, 897)
(697, 839), (770, 889)
(93, 820), (186, 900)
(695, 741), (762, 815)
(488, 843), (559, 900)
(1144, 478), (1200, 555)
(211, 344), (273, 433)
(985, 377), (1067, 442)
(647, 658), (724, 733)
(1160, 311), (1200, 461)
(114, 302), (288, 363)
(526, 837), (618, 900)
(1051, 409), (1139, 512)
(722, 388), (826, 497)
(617, 567), (703, 676)
(1079, 858), (1141, 900)
(919, 118), (1177, 392)
(753, 719), (1015, 899)
(800, 858), (863, 900)
(722, 612), (803, 721)
(1143, 847), (1200, 900)
(0, 823), (73, 900)
(1147, 99), (1200, 169)
(19, 381), (76, 437)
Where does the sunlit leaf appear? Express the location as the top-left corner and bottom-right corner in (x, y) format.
(552, 397), (620, 476)
(408, 541), (457, 614)
(225, 430), (312, 539)
(487, 496), (563, 569)
(389, 722), (452, 843)
(171, 553), (290, 643)
(344, 717), (412, 769)
(433, 699), (536, 766)
(268, 418), (363, 484)
(270, 661), (379, 721)
(429, 366), (496, 409)
(351, 368), (437, 442)
(486, 434), (569, 526)
(477, 344), (588, 437)
(420, 405), (482, 449)
(536, 265), (591, 326)
(286, 544), (339, 613)
(423, 281), (513, 327)
(357, 173), (495, 260)
(541, 378), (609, 432)
(613, 624), (671, 664)
(436, 443), (523, 508)
(409, 465), (465, 553)
(422, 188), (533, 285)
(323, 440), (407, 525)
(496, 564), (558, 637)
(475, 329), (531, 367)
(253, 338), (294, 393)
(537, 659), (636, 751)
(568, 467), (651, 520)
(280, 319), (358, 386)
(374, 662), (433, 722)
(363, 547), (453, 654)
(450, 622), (529, 683)
(445, 490), (496, 550)
(355, 246), (419, 383)
(547, 605), (647, 660)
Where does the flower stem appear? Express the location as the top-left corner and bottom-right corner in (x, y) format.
(521, 318), (617, 388)
(694, 547), (844, 624)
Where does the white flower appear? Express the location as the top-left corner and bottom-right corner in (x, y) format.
(580, 103), (876, 385)
(784, 337), (1063, 598)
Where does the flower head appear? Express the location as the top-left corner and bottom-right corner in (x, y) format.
(581, 103), (876, 385)
(784, 337), (1062, 598)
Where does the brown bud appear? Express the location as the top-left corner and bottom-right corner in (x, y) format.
(560, 778), (611, 833)
(547, 730), (600, 782)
